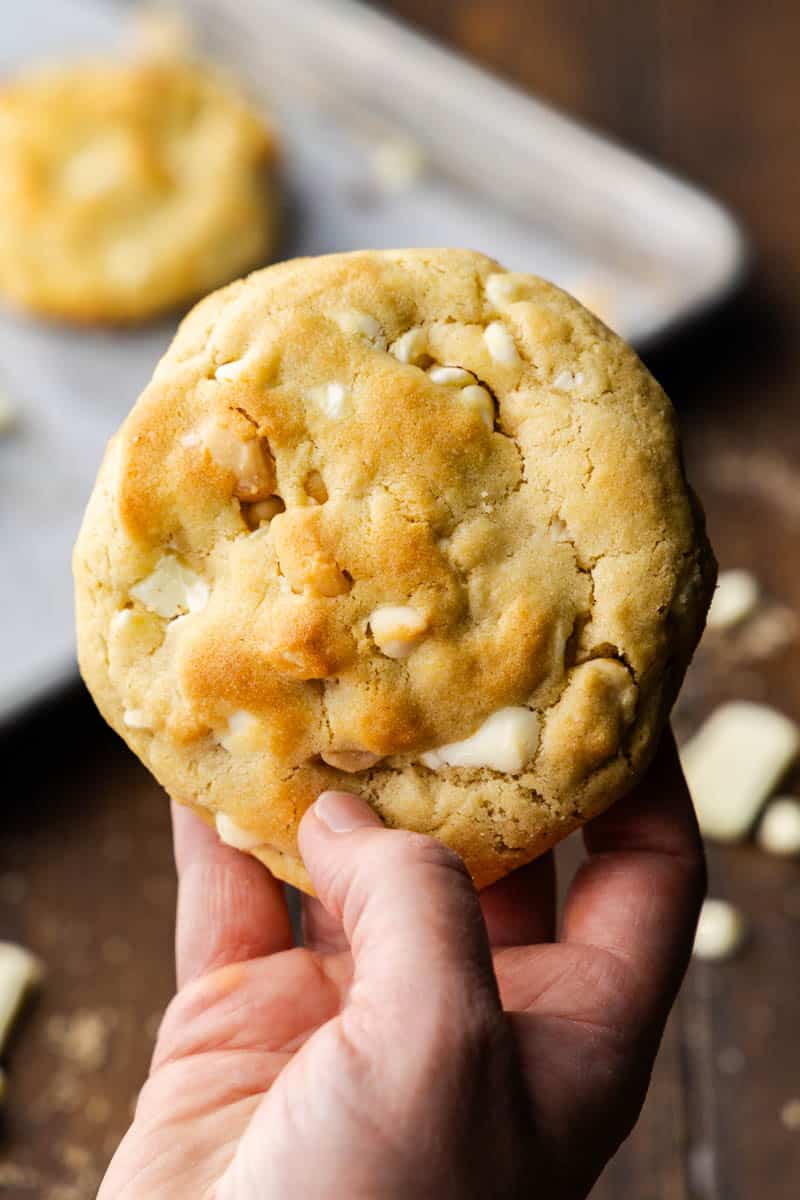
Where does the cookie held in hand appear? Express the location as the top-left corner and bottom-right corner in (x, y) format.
(74, 249), (715, 891)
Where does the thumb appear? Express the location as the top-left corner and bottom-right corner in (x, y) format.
(298, 791), (502, 1025)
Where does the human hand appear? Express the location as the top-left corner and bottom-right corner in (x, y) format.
(99, 732), (704, 1199)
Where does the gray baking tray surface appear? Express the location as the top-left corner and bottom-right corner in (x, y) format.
(0, 0), (746, 725)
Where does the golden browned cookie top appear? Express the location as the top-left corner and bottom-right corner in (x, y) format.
(0, 59), (277, 324)
(74, 249), (714, 891)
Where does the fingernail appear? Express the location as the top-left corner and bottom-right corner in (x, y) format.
(314, 791), (383, 834)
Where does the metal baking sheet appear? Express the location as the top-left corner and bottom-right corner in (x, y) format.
(0, 0), (746, 725)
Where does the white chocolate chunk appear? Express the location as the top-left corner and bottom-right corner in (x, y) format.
(390, 327), (427, 365)
(123, 708), (150, 730)
(485, 273), (527, 308)
(332, 310), (386, 347)
(369, 605), (428, 659)
(215, 812), (264, 851)
(757, 797), (800, 857)
(0, 387), (15, 434)
(321, 749), (382, 773)
(219, 710), (267, 754)
(214, 358), (249, 382)
(421, 707), (540, 774)
(309, 382), (350, 419)
(706, 568), (760, 630)
(484, 321), (520, 365)
(552, 369), (585, 391)
(680, 702), (800, 842)
(692, 899), (747, 962)
(0, 942), (44, 1051)
(460, 384), (495, 430)
(130, 556), (209, 620)
(110, 609), (134, 635)
(428, 365), (474, 387)
(199, 417), (275, 500)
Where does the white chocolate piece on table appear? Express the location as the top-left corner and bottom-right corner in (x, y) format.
(706, 568), (760, 630)
(692, 898), (747, 962)
(0, 942), (44, 1052)
(757, 797), (800, 857)
(680, 702), (800, 842)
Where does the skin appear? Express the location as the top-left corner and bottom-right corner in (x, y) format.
(98, 732), (705, 1199)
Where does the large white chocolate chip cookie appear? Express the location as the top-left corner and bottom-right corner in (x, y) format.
(74, 249), (715, 892)
(0, 59), (278, 324)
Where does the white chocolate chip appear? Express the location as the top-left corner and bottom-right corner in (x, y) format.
(460, 384), (495, 430)
(757, 797), (800, 857)
(130, 556), (209, 621)
(123, 708), (150, 730)
(309, 382), (350, 419)
(428, 365), (474, 387)
(552, 369), (585, 391)
(181, 431), (201, 448)
(332, 310), (386, 348)
(214, 358), (250, 382)
(0, 942), (44, 1051)
(680, 702), (800, 842)
(485, 273), (527, 308)
(390, 328), (427, 365)
(484, 321), (520, 365)
(692, 899), (747, 962)
(706, 568), (760, 630)
(215, 812), (264, 851)
(421, 707), (540, 774)
(219, 710), (267, 754)
(110, 609), (134, 635)
(369, 605), (428, 659)
(320, 749), (383, 773)
(199, 417), (275, 501)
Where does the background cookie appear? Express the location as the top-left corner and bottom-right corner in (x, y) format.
(74, 249), (715, 892)
(0, 59), (278, 324)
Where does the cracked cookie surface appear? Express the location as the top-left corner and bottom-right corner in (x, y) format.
(74, 249), (715, 891)
(0, 59), (278, 324)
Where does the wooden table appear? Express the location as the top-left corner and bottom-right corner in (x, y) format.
(2, 2), (800, 1195)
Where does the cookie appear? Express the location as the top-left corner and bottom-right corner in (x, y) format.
(0, 59), (278, 324)
(74, 249), (715, 892)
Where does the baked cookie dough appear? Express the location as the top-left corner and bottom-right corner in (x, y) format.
(0, 59), (278, 324)
(74, 249), (715, 891)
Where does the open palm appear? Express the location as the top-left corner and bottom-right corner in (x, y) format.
(100, 734), (704, 1200)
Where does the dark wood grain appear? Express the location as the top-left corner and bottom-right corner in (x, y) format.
(2, 2), (800, 1196)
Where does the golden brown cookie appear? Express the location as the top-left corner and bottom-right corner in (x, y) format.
(74, 249), (715, 892)
(0, 59), (278, 324)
